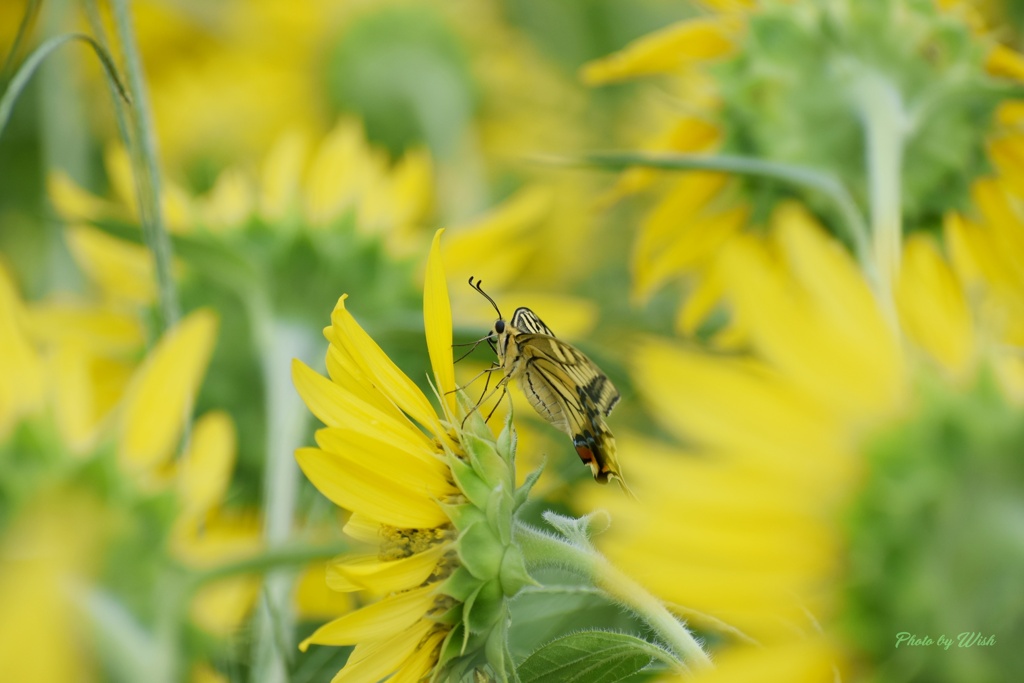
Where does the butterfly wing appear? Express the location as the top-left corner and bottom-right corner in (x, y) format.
(515, 334), (631, 494)
(511, 307), (556, 336)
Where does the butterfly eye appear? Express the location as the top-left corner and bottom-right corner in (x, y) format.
(494, 320), (505, 334)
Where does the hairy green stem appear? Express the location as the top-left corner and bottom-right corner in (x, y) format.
(514, 521), (711, 674)
(854, 72), (907, 326)
(542, 150), (875, 288)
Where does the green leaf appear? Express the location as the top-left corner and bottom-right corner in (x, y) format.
(517, 631), (664, 683)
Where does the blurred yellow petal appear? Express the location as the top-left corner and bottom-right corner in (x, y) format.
(986, 43), (1024, 81)
(603, 118), (722, 205)
(679, 638), (842, 683)
(581, 18), (736, 84)
(299, 584), (436, 649)
(200, 167), (253, 231)
(327, 544), (448, 594)
(118, 309), (219, 474)
(27, 302), (145, 354)
(631, 172), (730, 302)
(305, 119), (382, 227)
(722, 209), (904, 418)
(260, 129), (309, 222)
(48, 342), (104, 454)
(296, 448), (450, 528)
(332, 296), (444, 436)
(0, 497), (104, 683)
(897, 235), (975, 377)
(65, 225), (157, 306)
(676, 264), (725, 335)
(424, 228), (456, 417)
(177, 411), (237, 523)
(293, 561), (357, 621)
(291, 358), (431, 448)
(635, 339), (841, 460)
(444, 187), (550, 288)
(0, 263), (45, 437)
(47, 170), (117, 222)
(105, 144), (138, 216)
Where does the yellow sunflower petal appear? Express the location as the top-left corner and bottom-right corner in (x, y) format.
(299, 584), (436, 649)
(634, 339), (841, 460)
(26, 302), (145, 354)
(986, 43), (1024, 82)
(0, 263), (45, 437)
(343, 513), (384, 544)
(331, 296), (445, 436)
(314, 427), (454, 495)
(388, 629), (446, 683)
(897, 235), (975, 376)
(330, 619), (434, 683)
(177, 411), (237, 523)
(324, 331), (414, 423)
(118, 309), (219, 474)
(47, 170), (116, 222)
(260, 129), (309, 222)
(291, 359), (432, 449)
(65, 224), (157, 306)
(295, 448), (449, 529)
(680, 637), (842, 683)
(424, 228), (457, 418)
(581, 18), (736, 85)
(327, 544), (448, 594)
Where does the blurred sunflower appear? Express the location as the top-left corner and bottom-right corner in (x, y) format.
(0, 234), (263, 679)
(583, 204), (1024, 682)
(583, 0), (1024, 348)
(291, 229), (535, 681)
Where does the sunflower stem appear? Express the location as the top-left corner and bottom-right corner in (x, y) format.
(250, 311), (321, 683)
(853, 71), (907, 327)
(109, 0), (179, 334)
(514, 520), (710, 673)
(185, 542), (350, 592)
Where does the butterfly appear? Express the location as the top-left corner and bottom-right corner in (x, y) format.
(467, 277), (634, 497)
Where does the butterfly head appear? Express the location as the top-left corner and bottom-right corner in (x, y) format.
(469, 277), (511, 352)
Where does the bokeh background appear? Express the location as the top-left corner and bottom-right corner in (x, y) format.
(2, 1), (1024, 682)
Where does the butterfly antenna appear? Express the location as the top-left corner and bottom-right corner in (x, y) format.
(468, 276), (503, 319)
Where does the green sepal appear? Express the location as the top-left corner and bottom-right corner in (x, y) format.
(513, 460), (545, 511)
(441, 565), (484, 602)
(458, 391), (491, 440)
(465, 433), (508, 488)
(457, 521), (503, 580)
(486, 485), (515, 546)
(485, 616), (514, 683)
(496, 413), (517, 462)
(465, 578), (504, 633)
(498, 545), (537, 597)
(447, 452), (491, 509)
(442, 501), (487, 532)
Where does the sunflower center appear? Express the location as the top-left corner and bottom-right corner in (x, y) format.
(714, 0), (1001, 232)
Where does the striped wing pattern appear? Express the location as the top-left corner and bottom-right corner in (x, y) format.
(504, 310), (631, 494)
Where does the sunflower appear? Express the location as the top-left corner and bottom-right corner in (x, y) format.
(291, 229), (535, 681)
(582, 0), (1024, 348)
(0, 239), (265, 679)
(582, 205), (1024, 681)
